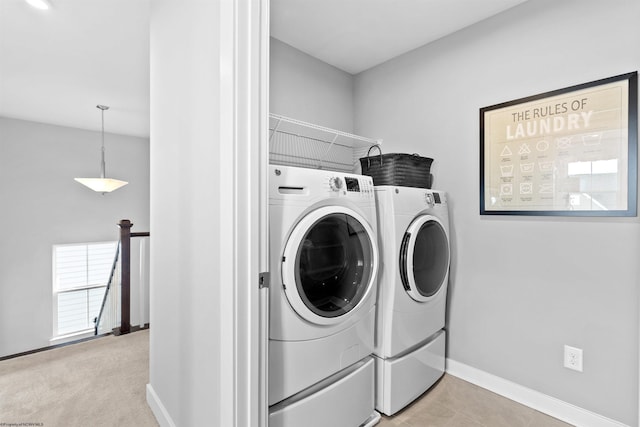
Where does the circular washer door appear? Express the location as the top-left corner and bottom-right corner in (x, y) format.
(282, 205), (378, 326)
(399, 215), (450, 302)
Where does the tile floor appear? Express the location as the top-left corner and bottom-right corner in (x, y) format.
(377, 374), (573, 427)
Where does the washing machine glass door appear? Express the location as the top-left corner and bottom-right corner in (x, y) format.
(282, 205), (378, 326)
(399, 215), (449, 302)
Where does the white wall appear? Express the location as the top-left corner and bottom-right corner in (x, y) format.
(149, 1), (223, 425)
(0, 117), (150, 357)
(354, 0), (639, 425)
(270, 37), (355, 132)
(130, 236), (151, 328)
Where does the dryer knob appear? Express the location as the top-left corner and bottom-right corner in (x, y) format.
(329, 177), (343, 191)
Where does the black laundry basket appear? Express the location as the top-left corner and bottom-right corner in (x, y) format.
(359, 145), (433, 189)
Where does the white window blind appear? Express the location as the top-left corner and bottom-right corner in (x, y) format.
(53, 242), (118, 336)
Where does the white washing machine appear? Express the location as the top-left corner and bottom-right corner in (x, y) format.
(373, 185), (451, 416)
(268, 165), (381, 427)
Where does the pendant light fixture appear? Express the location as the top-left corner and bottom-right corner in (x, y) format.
(24, 0), (52, 10)
(74, 105), (128, 193)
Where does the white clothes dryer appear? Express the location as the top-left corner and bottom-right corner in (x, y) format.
(373, 185), (451, 416)
(268, 165), (380, 427)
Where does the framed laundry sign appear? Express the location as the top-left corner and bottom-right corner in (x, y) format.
(480, 72), (638, 216)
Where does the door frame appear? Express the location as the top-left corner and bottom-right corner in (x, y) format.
(218, 0), (270, 426)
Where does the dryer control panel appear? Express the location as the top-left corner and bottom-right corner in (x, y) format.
(425, 191), (443, 206)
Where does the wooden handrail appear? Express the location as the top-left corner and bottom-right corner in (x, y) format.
(118, 220), (133, 335)
(116, 220), (151, 335)
(95, 220), (150, 336)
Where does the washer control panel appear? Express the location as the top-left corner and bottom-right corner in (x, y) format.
(344, 177), (360, 192)
(329, 176), (343, 191)
(270, 165), (376, 202)
(327, 175), (374, 197)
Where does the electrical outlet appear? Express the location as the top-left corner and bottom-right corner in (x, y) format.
(564, 345), (583, 372)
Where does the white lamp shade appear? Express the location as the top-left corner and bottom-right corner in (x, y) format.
(74, 178), (128, 193)
(25, 0), (52, 10)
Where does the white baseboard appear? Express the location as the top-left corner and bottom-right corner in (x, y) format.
(446, 359), (629, 427)
(146, 383), (177, 427)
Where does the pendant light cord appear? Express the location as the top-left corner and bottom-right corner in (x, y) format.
(98, 105), (109, 179)
(74, 103), (127, 193)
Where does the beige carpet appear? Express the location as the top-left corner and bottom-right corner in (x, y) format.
(0, 330), (158, 427)
(1, 330), (573, 427)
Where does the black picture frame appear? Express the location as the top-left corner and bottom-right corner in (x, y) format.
(480, 72), (637, 216)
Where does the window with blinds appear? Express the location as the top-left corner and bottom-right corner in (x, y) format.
(53, 242), (118, 337)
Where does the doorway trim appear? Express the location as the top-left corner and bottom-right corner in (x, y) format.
(219, 0), (270, 426)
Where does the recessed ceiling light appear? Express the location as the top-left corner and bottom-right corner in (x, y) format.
(24, 0), (52, 10)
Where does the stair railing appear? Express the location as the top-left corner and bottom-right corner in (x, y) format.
(94, 240), (121, 335)
(94, 219), (150, 336)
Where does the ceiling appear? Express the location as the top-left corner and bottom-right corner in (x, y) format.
(271, 0), (528, 75)
(0, 0), (527, 138)
(0, 0), (150, 137)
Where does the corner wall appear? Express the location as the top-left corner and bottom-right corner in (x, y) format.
(354, 0), (639, 425)
(0, 117), (150, 357)
(270, 37), (355, 132)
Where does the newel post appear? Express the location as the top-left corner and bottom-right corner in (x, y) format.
(118, 219), (132, 335)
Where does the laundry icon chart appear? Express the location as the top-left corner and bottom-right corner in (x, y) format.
(556, 137), (572, 149)
(536, 140), (550, 152)
(500, 165), (514, 176)
(518, 143), (532, 155)
(520, 162), (535, 173)
(539, 183), (554, 194)
(519, 183), (533, 194)
(500, 183), (513, 195)
(582, 133), (602, 146)
(538, 161), (554, 172)
(500, 145), (513, 157)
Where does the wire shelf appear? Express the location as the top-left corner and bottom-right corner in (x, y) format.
(269, 113), (381, 173)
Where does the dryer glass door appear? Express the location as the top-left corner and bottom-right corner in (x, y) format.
(282, 206), (378, 325)
(399, 215), (449, 302)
